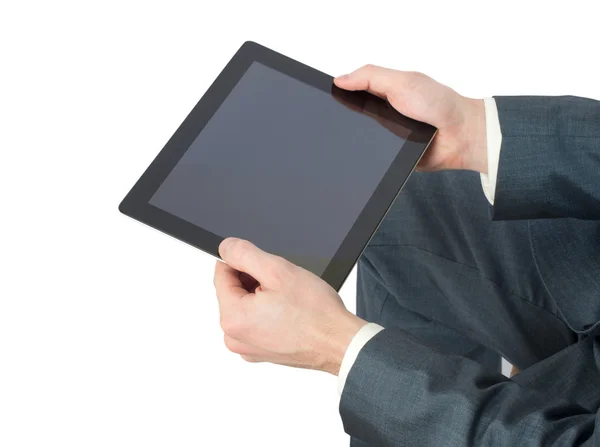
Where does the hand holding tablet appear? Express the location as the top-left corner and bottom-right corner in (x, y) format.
(119, 42), (437, 291)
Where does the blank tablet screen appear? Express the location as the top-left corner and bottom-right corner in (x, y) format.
(149, 62), (410, 275)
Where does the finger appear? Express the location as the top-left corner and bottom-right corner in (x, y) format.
(415, 140), (442, 172)
(214, 258), (259, 293)
(361, 96), (413, 140)
(223, 335), (274, 362)
(219, 238), (292, 288)
(334, 64), (403, 99)
(214, 260), (249, 310)
(223, 334), (256, 356)
(331, 84), (412, 139)
(240, 355), (263, 363)
(330, 84), (366, 113)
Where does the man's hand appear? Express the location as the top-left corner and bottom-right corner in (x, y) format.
(335, 65), (488, 174)
(213, 238), (367, 375)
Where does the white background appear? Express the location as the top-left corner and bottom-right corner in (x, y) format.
(1, 1), (598, 446)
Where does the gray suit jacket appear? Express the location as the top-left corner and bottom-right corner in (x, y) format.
(340, 96), (600, 446)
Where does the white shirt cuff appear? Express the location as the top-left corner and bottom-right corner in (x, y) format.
(337, 322), (385, 395)
(480, 97), (502, 205)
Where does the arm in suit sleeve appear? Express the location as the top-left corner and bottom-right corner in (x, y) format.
(491, 96), (600, 220)
(339, 327), (600, 446)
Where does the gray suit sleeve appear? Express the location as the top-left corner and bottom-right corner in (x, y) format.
(492, 96), (600, 220)
(339, 328), (600, 446)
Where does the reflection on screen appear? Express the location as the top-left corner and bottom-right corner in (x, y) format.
(150, 62), (409, 275)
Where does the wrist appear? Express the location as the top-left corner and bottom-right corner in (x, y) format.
(319, 313), (367, 376)
(460, 98), (488, 174)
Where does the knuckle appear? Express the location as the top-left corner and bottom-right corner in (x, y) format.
(405, 71), (429, 85)
(220, 314), (247, 338)
(266, 257), (294, 283)
(265, 266), (282, 284)
(281, 260), (297, 279)
(223, 335), (239, 354)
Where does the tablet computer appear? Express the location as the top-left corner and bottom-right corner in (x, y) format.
(119, 41), (436, 291)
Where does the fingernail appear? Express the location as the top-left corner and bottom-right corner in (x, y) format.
(335, 74), (349, 80)
(220, 237), (239, 256)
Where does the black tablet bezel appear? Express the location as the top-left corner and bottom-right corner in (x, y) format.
(119, 41), (437, 291)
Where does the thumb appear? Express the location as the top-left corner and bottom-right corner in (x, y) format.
(219, 238), (291, 288)
(334, 64), (402, 99)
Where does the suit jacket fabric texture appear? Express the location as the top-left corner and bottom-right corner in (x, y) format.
(341, 96), (600, 446)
